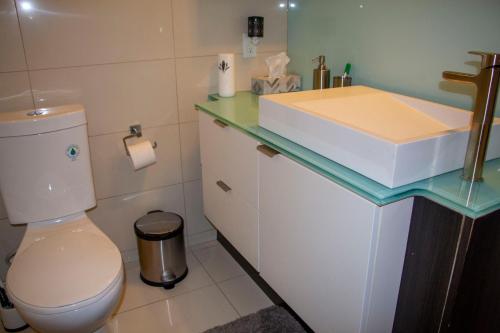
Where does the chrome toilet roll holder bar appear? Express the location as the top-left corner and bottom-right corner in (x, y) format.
(123, 124), (158, 156)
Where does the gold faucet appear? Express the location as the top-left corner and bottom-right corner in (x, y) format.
(443, 51), (500, 181)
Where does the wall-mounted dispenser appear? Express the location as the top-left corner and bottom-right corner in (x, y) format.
(243, 16), (264, 58)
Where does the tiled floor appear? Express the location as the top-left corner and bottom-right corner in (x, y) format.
(1, 241), (272, 333)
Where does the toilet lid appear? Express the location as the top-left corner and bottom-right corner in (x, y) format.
(7, 230), (122, 309)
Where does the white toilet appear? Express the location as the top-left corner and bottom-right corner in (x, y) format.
(0, 105), (124, 333)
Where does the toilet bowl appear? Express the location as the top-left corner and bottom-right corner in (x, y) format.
(6, 214), (123, 333)
(0, 105), (124, 333)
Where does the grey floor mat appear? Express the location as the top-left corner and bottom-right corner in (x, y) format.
(204, 306), (307, 333)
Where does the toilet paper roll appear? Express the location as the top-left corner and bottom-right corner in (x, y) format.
(218, 53), (235, 97)
(128, 140), (157, 170)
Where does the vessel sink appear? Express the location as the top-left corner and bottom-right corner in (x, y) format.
(259, 86), (500, 188)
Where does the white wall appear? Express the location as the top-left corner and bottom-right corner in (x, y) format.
(0, 0), (287, 277)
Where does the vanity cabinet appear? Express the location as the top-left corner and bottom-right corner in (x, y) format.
(199, 112), (260, 269)
(199, 111), (415, 332)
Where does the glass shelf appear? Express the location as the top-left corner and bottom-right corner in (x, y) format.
(197, 92), (500, 219)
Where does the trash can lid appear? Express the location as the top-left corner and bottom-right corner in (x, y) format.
(134, 211), (184, 241)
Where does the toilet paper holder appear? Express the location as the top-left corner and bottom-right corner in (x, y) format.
(123, 124), (158, 156)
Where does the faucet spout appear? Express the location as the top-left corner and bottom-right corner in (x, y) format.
(442, 71), (477, 84)
(443, 51), (500, 182)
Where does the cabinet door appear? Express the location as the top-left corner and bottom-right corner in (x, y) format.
(259, 150), (377, 333)
(199, 111), (259, 209)
(202, 167), (259, 268)
(198, 112), (260, 269)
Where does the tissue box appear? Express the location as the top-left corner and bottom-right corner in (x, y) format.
(251, 75), (301, 95)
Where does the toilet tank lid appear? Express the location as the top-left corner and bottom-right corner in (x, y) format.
(0, 105), (86, 138)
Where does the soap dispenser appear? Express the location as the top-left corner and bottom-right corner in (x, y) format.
(312, 55), (330, 89)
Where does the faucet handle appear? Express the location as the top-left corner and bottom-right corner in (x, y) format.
(468, 51), (500, 68)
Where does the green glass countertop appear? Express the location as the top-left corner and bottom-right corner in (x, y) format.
(196, 91), (500, 219)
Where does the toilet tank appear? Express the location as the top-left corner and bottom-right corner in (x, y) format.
(0, 105), (96, 224)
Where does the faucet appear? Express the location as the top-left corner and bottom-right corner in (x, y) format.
(443, 51), (500, 181)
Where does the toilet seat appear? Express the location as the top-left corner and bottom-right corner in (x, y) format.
(6, 214), (122, 315)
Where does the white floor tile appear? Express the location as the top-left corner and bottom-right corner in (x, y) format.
(192, 244), (245, 283)
(109, 285), (239, 333)
(117, 253), (213, 313)
(188, 240), (218, 252)
(186, 230), (217, 248)
(218, 275), (273, 317)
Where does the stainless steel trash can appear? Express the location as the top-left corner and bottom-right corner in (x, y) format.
(134, 210), (188, 289)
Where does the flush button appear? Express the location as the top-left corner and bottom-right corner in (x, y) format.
(66, 144), (80, 161)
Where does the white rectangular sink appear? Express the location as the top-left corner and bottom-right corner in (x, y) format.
(259, 86), (500, 188)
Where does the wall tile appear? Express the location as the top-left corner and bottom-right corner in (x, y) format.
(0, 218), (25, 279)
(176, 52), (279, 122)
(172, 0), (287, 57)
(17, 0), (175, 69)
(235, 52), (283, 90)
(175, 56), (217, 122)
(89, 125), (182, 200)
(0, 71), (34, 112)
(30, 59), (178, 136)
(0, 0), (287, 259)
(183, 180), (213, 236)
(87, 184), (185, 252)
(0, 0), (27, 72)
(180, 122), (202, 182)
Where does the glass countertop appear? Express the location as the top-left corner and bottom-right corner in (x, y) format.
(196, 91), (500, 219)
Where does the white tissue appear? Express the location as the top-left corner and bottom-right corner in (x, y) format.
(265, 52), (290, 79)
(128, 140), (157, 170)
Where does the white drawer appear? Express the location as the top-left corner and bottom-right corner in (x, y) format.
(202, 166), (259, 269)
(199, 111), (259, 209)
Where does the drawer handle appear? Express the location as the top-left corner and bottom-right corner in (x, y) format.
(213, 119), (228, 128)
(216, 180), (232, 192)
(257, 144), (280, 158)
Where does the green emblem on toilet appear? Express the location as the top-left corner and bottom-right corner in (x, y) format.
(66, 144), (80, 161)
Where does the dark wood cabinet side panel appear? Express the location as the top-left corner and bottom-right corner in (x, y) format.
(450, 209), (500, 333)
(392, 197), (463, 333)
